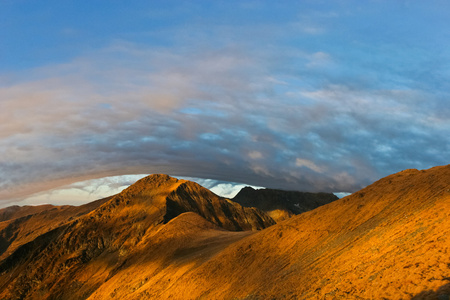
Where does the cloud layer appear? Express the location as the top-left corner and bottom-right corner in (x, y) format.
(1, 1), (449, 205)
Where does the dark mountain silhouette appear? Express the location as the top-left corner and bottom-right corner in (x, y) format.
(232, 186), (338, 222)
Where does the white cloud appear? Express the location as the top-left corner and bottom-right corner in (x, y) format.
(6, 174), (147, 208)
(180, 177), (265, 199)
(306, 52), (333, 69)
(295, 158), (324, 174)
(248, 151), (263, 160)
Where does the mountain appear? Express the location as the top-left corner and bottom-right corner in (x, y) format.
(1, 166), (449, 299)
(137, 165), (448, 300)
(232, 186), (338, 222)
(0, 174), (274, 299)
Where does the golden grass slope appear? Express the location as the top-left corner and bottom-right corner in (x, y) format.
(0, 197), (111, 261)
(0, 205), (55, 223)
(89, 165), (450, 299)
(0, 166), (449, 299)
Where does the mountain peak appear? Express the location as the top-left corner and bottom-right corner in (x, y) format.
(124, 174), (183, 192)
(137, 173), (179, 184)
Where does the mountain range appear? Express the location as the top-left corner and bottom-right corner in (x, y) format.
(0, 165), (449, 299)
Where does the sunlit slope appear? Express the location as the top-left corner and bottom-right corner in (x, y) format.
(1, 167), (449, 299)
(153, 165), (449, 299)
(87, 212), (253, 300)
(0, 174), (274, 299)
(0, 197), (111, 261)
(86, 166), (450, 299)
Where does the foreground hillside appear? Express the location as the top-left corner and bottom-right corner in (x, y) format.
(166, 165), (450, 299)
(83, 165), (450, 300)
(1, 166), (449, 299)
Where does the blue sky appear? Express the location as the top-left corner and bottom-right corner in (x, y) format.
(1, 1), (449, 207)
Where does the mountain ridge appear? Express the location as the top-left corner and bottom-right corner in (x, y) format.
(0, 166), (449, 299)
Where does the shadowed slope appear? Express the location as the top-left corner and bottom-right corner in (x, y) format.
(233, 187), (338, 222)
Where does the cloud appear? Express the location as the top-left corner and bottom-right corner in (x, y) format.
(5, 175), (264, 209)
(1, 42), (449, 204)
(248, 151), (264, 160)
(179, 177), (265, 199)
(6, 174), (147, 208)
(295, 158), (323, 174)
(1, 2), (449, 205)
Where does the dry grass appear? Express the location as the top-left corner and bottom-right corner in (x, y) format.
(1, 166), (449, 299)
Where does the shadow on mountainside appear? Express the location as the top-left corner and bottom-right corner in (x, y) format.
(412, 282), (450, 300)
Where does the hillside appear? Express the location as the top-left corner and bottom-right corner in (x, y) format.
(232, 187), (338, 222)
(0, 197), (112, 261)
(0, 166), (449, 299)
(141, 165), (449, 299)
(0, 174), (274, 299)
(0, 205), (56, 223)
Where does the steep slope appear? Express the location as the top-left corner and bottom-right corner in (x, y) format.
(0, 174), (274, 299)
(165, 181), (275, 230)
(0, 197), (111, 261)
(233, 187), (338, 222)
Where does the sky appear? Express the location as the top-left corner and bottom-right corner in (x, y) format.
(1, 0), (449, 207)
